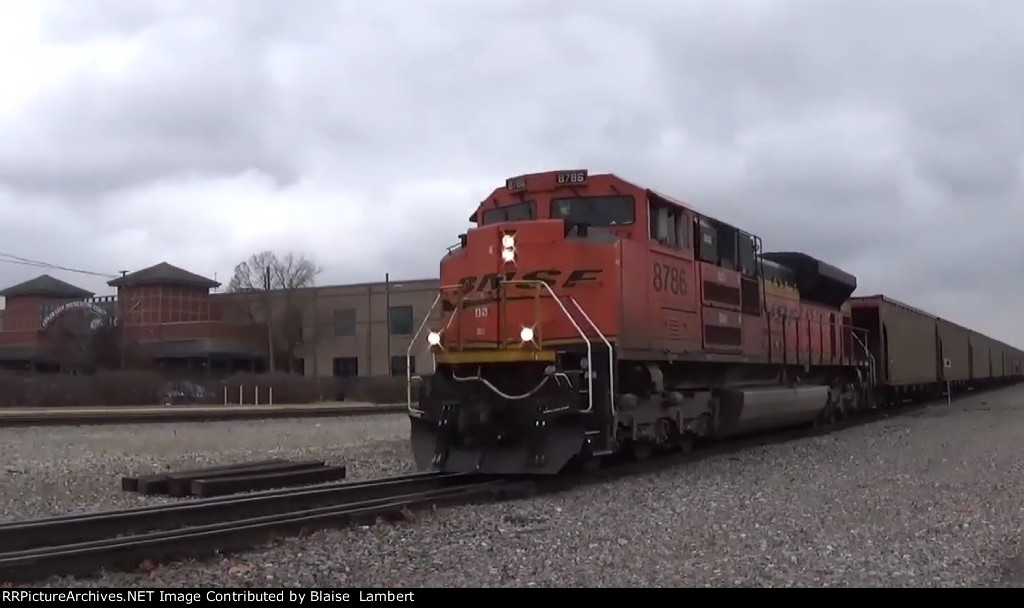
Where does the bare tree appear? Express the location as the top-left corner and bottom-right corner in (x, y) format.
(227, 251), (322, 373)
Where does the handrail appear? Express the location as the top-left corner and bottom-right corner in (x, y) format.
(500, 280), (594, 413)
(567, 297), (615, 418)
(406, 287), (464, 416)
(404, 279), (599, 416)
(851, 330), (876, 387)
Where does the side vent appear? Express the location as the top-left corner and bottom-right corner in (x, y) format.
(740, 278), (760, 316)
(704, 325), (742, 346)
(702, 281), (741, 307)
(703, 308), (742, 351)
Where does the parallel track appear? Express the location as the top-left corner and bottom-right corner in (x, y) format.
(0, 404), (406, 427)
(0, 471), (525, 583)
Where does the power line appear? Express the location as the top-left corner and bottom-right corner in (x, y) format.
(0, 252), (119, 279)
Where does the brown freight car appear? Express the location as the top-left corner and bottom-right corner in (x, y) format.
(936, 318), (972, 384)
(851, 295), (1023, 403)
(996, 340), (1021, 378)
(969, 332), (994, 382)
(850, 295), (942, 402)
(1009, 345), (1024, 377)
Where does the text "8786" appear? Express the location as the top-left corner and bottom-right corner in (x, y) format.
(652, 263), (686, 295)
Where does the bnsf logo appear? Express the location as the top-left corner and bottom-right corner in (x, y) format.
(443, 268), (602, 311)
(455, 268), (602, 294)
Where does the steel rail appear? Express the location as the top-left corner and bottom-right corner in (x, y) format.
(0, 471), (489, 553)
(0, 404), (407, 427)
(0, 480), (515, 583)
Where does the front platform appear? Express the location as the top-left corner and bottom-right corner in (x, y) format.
(410, 417), (586, 475)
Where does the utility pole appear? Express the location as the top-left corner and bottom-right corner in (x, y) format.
(384, 272), (391, 375)
(265, 265), (275, 373)
(118, 270), (129, 370)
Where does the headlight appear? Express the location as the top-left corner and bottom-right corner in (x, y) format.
(500, 232), (516, 263)
(427, 331), (442, 346)
(520, 326), (534, 342)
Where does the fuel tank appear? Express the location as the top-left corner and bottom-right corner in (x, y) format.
(714, 385), (830, 438)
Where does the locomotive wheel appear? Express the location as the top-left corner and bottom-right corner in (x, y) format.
(654, 418), (678, 454)
(814, 395), (839, 427)
(570, 442), (603, 473)
(676, 434), (694, 454)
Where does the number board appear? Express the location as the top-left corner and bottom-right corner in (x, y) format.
(555, 170), (588, 185)
(651, 262), (687, 296)
(505, 176), (527, 191)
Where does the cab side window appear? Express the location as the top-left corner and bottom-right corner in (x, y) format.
(696, 218), (717, 263)
(648, 194), (689, 252)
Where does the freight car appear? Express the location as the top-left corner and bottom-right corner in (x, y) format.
(851, 296), (1024, 403)
(405, 169), (1024, 475)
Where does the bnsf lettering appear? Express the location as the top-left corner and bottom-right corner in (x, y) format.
(652, 262), (687, 295)
(455, 268), (602, 294)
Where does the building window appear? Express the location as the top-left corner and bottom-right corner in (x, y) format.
(333, 308), (356, 337)
(388, 305), (414, 335)
(390, 355), (414, 377)
(332, 357), (359, 377)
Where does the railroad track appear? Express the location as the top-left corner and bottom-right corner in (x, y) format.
(0, 403), (407, 427)
(1, 386), (1006, 584)
(0, 471), (525, 584)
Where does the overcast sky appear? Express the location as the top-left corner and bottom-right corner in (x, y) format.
(1, 0), (1023, 345)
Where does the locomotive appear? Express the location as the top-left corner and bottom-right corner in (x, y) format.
(404, 169), (1023, 475)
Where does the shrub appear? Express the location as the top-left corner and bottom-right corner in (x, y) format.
(338, 375), (412, 404)
(218, 372), (324, 405)
(217, 373), (412, 405)
(0, 370), (164, 407)
(0, 369), (415, 407)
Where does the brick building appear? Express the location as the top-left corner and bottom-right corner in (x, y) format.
(0, 262), (440, 379)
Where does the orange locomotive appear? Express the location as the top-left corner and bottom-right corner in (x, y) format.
(406, 169), (873, 474)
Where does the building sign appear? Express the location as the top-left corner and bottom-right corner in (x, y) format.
(39, 297), (115, 330)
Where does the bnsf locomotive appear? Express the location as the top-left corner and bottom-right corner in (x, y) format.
(405, 169), (1024, 475)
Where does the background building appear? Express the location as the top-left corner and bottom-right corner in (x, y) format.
(0, 263), (441, 378)
(290, 278), (441, 379)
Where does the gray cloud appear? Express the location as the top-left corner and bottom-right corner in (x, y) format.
(2, 0), (1024, 344)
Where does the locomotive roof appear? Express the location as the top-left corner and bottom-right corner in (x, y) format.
(470, 170), (706, 223)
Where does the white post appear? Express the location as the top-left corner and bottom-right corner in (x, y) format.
(943, 358), (952, 405)
(239, 385), (243, 405)
(269, 386), (274, 406)
(223, 386), (228, 406)
(255, 386), (260, 406)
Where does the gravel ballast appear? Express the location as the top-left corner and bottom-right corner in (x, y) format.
(0, 411), (415, 520)
(8, 385), (1024, 587)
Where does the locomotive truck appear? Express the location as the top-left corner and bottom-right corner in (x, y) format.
(405, 169), (1024, 475)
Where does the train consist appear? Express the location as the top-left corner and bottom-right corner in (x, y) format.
(405, 169), (1024, 475)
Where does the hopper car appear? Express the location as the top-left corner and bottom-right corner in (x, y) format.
(405, 169), (1024, 475)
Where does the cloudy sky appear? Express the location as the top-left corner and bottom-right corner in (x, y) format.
(1, 0), (1023, 344)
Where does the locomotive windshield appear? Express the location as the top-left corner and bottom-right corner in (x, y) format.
(481, 200), (536, 225)
(549, 195), (635, 226)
